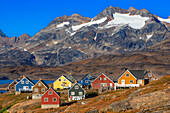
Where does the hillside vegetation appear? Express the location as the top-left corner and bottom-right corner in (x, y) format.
(0, 75), (169, 113)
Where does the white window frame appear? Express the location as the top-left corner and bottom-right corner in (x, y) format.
(59, 79), (62, 81)
(148, 73), (152, 77)
(63, 79), (66, 81)
(138, 80), (142, 84)
(79, 92), (83, 96)
(38, 83), (41, 86)
(85, 80), (88, 83)
(71, 92), (75, 95)
(44, 98), (48, 102)
(75, 85), (79, 89)
(34, 88), (38, 92)
(42, 88), (45, 92)
(99, 77), (102, 80)
(23, 86), (29, 89)
(48, 91), (52, 95)
(151, 78), (155, 81)
(130, 80), (133, 83)
(53, 98), (57, 102)
(104, 77), (106, 81)
(126, 74), (129, 77)
(26, 81), (29, 84)
(21, 81), (24, 84)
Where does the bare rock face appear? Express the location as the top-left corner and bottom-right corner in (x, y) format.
(0, 29), (7, 37)
(0, 6), (169, 67)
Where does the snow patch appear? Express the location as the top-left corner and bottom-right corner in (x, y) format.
(24, 49), (27, 51)
(72, 17), (107, 31)
(146, 34), (153, 40)
(158, 17), (170, 23)
(94, 34), (97, 41)
(100, 13), (149, 29)
(70, 32), (76, 36)
(54, 42), (58, 44)
(78, 49), (87, 54)
(56, 22), (70, 28)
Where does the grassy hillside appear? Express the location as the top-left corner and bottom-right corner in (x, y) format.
(0, 75), (169, 113)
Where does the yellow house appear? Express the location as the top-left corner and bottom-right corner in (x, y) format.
(53, 75), (73, 90)
(117, 69), (145, 88)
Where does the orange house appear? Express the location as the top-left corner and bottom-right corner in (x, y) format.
(117, 69), (145, 88)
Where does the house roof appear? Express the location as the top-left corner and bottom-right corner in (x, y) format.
(68, 83), (85, 92)
(16, 76), (35, 86)
(34, 79), (49, 89)
(81, 74), (93, 80)
(42, 87), (60, 98)
(53, 75), (73, 84)
(92, 73), (114, 83)
(66, 74), (76, 83)
(129, 70), (145, 79)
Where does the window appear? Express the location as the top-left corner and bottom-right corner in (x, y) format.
(79, 92), (83, 96)
(126, 74), (129, 77)
(63, 79), (66, 81)
(138, 80), (142, 84)
(23, 86), (29, 89)
(38, 83), (41, 86)
(48, 91), (52, 95)
(104, 77), (106, 81)
(99, 77), (102, 80)
(44, 98), (48, 102)
(85, 80), (88, 83)
(148, 73), (151, 77)
(34, 88), (38, 92)
(59, 79), (61, 81)
(75, 85), (79, 89)
(130, 80), (133, 83)
(88, 76), (90, 79)
(151, 78), (155, 81)
(21, 81), (24, 84)
(81, 80), (83, 83)
(42, 88), (45, 92)
(26, 81), (29, 84)
(53, 98), (57, 102)
(71, 92), (75, 95)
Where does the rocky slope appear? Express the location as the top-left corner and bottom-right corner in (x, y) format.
(0, 6), (170, 67)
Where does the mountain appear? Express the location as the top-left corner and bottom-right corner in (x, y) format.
(0, 29), (7, 37)
(0, 6), (170, 67)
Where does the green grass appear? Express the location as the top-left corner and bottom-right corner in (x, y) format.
(0, 103), (16, 113)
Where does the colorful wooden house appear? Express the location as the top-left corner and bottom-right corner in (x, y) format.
(144, 70), (158, 82)
(92, 73), (114, 90)
(117, 69), (145, 88)
(8, 79), (19, 93)
(53, 75), (73, 90)
(68, 83), (85, 101)
(32, 78), (49, 99)
(41, 87), (60, 109)
(66, 74), (76, 83)
(15, 76), (35, 95)
(78, 74), (93, 89)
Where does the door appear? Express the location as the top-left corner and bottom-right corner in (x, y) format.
(121, 80), (125, 85)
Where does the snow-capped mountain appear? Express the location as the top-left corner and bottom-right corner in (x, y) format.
(0, 6), (170, 67)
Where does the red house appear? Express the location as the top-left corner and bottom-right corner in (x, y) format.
(92, 73), (115, 90)
(41, 87), (60, 109)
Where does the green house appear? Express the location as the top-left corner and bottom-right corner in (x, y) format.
(68, 83), (85, 101)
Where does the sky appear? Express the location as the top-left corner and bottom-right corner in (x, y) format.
(0, 0), (170, 37)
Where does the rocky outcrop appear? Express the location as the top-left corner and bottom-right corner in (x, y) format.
(0, 29), (7, 37)
(0, 6), (169, 67)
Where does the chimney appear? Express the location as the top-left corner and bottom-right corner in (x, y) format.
(23, 75), (25, 78)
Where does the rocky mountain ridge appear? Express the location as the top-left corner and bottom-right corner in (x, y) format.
(0, 6), (170, 67)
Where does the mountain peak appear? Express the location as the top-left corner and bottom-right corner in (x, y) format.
(71, 13), (83, 17)
(18, 33), (31, 39)
(129, 7), (137, 11)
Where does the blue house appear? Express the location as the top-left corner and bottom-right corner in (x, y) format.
(15, 76), (35, 95)
(78, 74), (93, 89)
